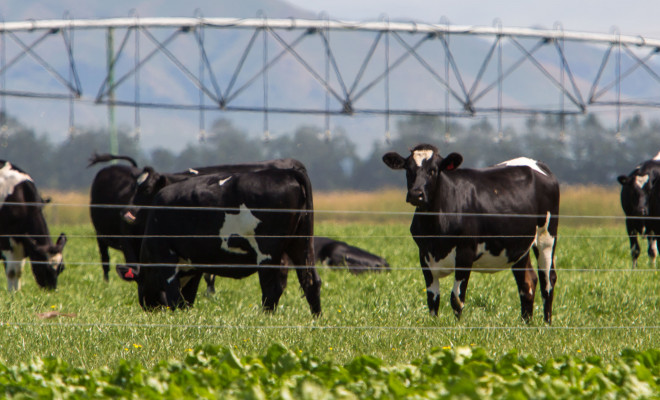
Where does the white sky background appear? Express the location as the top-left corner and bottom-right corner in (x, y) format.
(284, 0), (660, 38)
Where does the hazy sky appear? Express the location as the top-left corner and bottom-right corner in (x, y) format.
(284, 0), (660, 38)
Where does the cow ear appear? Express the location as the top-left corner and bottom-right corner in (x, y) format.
(117, 264), (140, 282)
(382, 152), (406, 170)
(55, 233), (67, 251)
(617, 175), (629, 185)
(440, 153), (463, 171)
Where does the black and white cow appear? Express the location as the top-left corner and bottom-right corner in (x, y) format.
(617, 152), (660, 269)
(88, 153), (141, 281)
(314, 236), (390, 274)
(119, 158), (308, 294)
(0, 161), (67, 290)
(383, 144), (559, 324)
(118, 168), (322, 315)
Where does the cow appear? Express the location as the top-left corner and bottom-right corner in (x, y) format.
(117, 168), (322, 315)
(314, 236), (390, 274)
(383, 144), (559, 324)
(616, 152), (660, 269)
(0, 161), (67, 291)
(88, 153), (142, 281)
(89, 154), (304, 290)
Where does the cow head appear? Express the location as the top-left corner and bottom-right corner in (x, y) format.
(383, 144), (463, 208)
(117, 264), (179, 310)
(618, 171), (652, 216)
(24, 233), (67, 289)
(123, 167), (169, 226)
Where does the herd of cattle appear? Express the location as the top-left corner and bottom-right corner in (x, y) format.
(1, 145), (658, 324)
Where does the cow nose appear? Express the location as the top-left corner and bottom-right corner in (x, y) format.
(407, 188), (425, 205)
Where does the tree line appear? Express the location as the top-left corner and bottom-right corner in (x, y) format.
(1, 111), (659, 191)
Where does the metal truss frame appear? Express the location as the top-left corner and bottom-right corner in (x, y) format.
(2, 17), (660, 121)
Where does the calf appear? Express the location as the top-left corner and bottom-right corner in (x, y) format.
(118, 169), (321, 315)
(383, 144), (559, 323)
(314, 236), (390, 274)
(617, 153), (660, 268)
(0, 161), (67, 290)
(88, 153), (141, 281)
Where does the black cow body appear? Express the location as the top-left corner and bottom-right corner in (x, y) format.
(89, 154), (304, 286)
(89, 153), (141, 281)
(119, 169), (322, 315)
(383, 144), (560, 323)
(0, 161), (67, 290)
(314, 237), (390, 274)
(617, 155), (660, 268)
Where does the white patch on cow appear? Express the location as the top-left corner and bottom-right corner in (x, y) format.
(424, 249), (455, 305)
(3, 239), (27, 291)
(136, 171), (149, 186)
(188, 168), (199, 175)
(473, 242), (521, 272)
(219, 204), (269, 264)
(413, 150), (434, 167)
(497, 157), (547, 176)
(0, 162), (32, 207)
(218, 176), (232, 186)
(653, 151), (660, 161)
(535, 212), (556, 293)
(167, 258), (194, 285)
(48, 253), (63, 269)
(634, 174), (649, 189)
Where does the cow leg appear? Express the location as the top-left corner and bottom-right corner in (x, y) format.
(203, 273), (216, 295)
(97, 239), (111, 282)
(628, 230), (641, 269)
(536, 215), (558, 324)
(647, 236), (657, 268)
(180, 273), (203, 307)
(3, 241), (26, 291)
(512, 255), (537, 323)
(257, 268), (288, 313)
(422, 262), (441, 317)
(450, 247), (473, 320)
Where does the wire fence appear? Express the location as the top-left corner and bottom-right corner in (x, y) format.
(1, 200), (658, 333)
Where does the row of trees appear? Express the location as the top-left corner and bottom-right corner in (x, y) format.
(1, 112), (660, 191)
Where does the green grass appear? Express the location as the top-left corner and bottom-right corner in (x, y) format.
(0, 221), (657, 371)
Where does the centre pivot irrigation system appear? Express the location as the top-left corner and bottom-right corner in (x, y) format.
(2, 15), (660, 141)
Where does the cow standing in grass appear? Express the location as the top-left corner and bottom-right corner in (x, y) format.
(88, 153), (142, 281)
(0, 161), (67, 290)
(383, 144), (559, 323)
(617, 152), (660, 269)
(118, 168), (321, 315)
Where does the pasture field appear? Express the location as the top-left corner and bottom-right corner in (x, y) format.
(0, 186), (658, 397)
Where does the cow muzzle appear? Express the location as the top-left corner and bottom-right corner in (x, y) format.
(406, 188), (427, 207)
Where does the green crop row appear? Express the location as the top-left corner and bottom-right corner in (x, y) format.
(1, 344), (658, 399)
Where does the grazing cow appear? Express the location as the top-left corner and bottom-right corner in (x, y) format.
(89, 154), (303, 289)
(383, 144), (559, 324)
(314, 236), (390, 274)
(88, 153), (142, 281)
(617, 153), (660, 268)
(118, 168), (321, 315)
(0, 161), (67, 290)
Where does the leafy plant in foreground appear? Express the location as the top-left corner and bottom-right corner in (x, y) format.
(0, 344), (657, 399)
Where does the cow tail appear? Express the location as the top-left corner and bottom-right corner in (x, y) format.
(87, 153), (139, 168)
(291, 168), (322, 316)
(292, 168), (315, 267)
